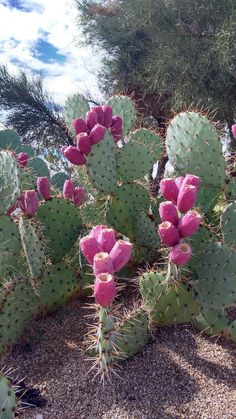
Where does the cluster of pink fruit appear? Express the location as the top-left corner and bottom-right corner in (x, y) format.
(80, 225), (133, 308)
(232, 124), (236, 140)
(158, 174), (201, 266)
(61, 105), (123, 166)
(8, 177), (86, 218)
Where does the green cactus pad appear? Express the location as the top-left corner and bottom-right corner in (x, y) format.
(193, 308), (229, 336)
(37, 262), (80, 313)
(166, 112), (226, 189)
(140, 271), (200, 325)
(51, 172), (70, 190)
(106, 95), (136, 136)
(225, 178), (236, 201)
(134, 212), (159, 250)
(0, 279), (38, 355)
(86, 131), (118, 194)
(28, 157), (50, 179)
(0, 374), (17, 419)
(116, 142), (156, 182)
(115, 308), (150, 360)
(0, 151), (21, 214)
(19, 144), (34, 157)
(36, 198), (83, 261)
(80, 200), (107, 227)
(19, 217), (46, 279)
(130, 128), (163, 158)
(194, 242), (236, 309)
(64, 93), (89, 136)
(186, 226), (215, 274)
(21, 169), (35, 190)
(107, 184), (150, 238)
(0, 130), (21, 151)
(0, 216), (21, 277)
(220, 202), (236, 248)
(227, 320), (236, 343)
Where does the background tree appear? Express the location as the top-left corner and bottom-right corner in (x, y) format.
(76, 0), (236, 136)
(0, 65), (74, 151)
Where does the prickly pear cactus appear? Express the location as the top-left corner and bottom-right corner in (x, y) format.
(51, 172), (70, 190)
(64, 93), (89, 136)
(140, 271), (200, 325)
(0, 151), (21, 214)
(0, 374), (17, 419)
(19, 217), (46, 279)
(193, 308), (229, 337)
(0, 216), (21, 277)
(36, 198), (83, 261)
(0, 130), (21, 151)
(106, 95), (136, 136)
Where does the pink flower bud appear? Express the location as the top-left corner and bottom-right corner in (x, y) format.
(89, 225), (107, 240)
(158, 221), (180, 246)
(232, 124), (236, 139)
(170, 243), (192, 266)
(102, 105), (113, 128)
(160, 178), (179, 204)
(23, 190), (38, 217)
(159, 201), (179, 226)
(17, 152), (28, 168)
(177, 185), (197, 213)
(77, 132), (91, 155)
(80, 235), (103, 265)
(94, 273), (117, 307)
(97, 228), (116, 253)
(178, 210), (201, 237)
(73, 186), (86, 207)
(72, 118), (89, 135)
(182, 174), (200, 189)
(86, 110), (98, 130)
(93, 252), (114, 276)
(63, 179), (75, 200)
(91, 106), (104, 125)
(175, 176), (185, 189)
(63, 146), (86, 165)
(109, 240), (133, 272)
(89, 123), (106, 145)
(37, 177), (51, 200)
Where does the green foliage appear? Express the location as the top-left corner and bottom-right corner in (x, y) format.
(0, 374), (17, 419)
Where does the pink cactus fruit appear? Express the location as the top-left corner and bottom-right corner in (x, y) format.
(175, 176), (185, 189)
(177, 184), (197, 213)
(181, 174), (200, 189)
(178, 210), (201, 237)
(85, 110), (98, 130)
(102, 105), (113, 128)
(72, 118), (89, 135)
(232, 124), (236, 139)
(80, 235), (103, 265)
(89, 225), (107, 240)
(73, 186), (86, 207)
(63, 146), (86, 165)
(60, 145), (67, 155)
(18, 192), (27, 213)
(110, 115), (123, 142)
(158, 221), (180, 246)
(17, 152), (28, 168)
(97, 228), (116, 253)
(109, 239), (133, 272)
(76, 133), (91, 155)
(170, 242), (192, 266)
(23, 190), (38, 217)
(63, 179), (75, 200)
(89, 123), (106, 145)
(7, 202), (17, 216)
(93, 252), (114, 276)
(160, 178), (179, 204)
(159, 201), (179, 226)
(94, 273), (117, 307)
(37, 177), (51, 200)
(91, 106), (104, 125)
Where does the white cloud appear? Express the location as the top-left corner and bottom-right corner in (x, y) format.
(0, 0), (104, 105)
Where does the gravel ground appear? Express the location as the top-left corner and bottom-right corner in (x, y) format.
(1, 298), (236, 419)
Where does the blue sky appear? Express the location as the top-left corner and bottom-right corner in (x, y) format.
(0, 0), (103, 104)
